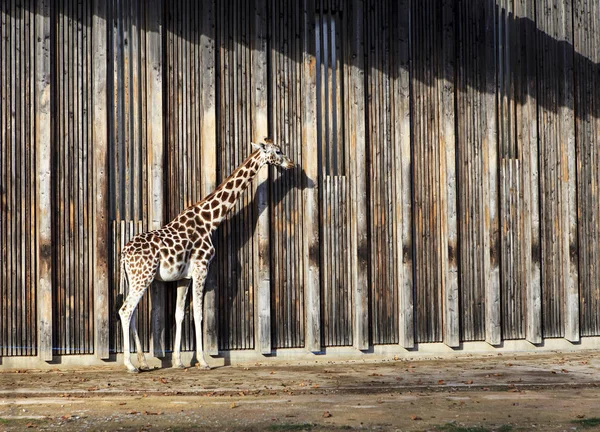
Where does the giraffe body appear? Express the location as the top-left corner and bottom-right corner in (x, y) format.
(118, 142), (294, 372)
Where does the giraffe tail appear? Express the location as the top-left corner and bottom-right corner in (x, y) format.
(119, 254), (128, 296)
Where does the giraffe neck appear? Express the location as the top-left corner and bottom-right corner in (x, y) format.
(198, 150), (264, 231)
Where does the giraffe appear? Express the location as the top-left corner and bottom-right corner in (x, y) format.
(118, 140), (295, 373)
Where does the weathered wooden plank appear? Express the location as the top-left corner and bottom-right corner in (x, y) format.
(366, 0), (397, 345)
(501, 159), (526, 339)
(481, 0), (500, 346)
(510, 0), (542, 344)
(16, 0), (23, 355)
(252, 0), (270, 355)
(558, 0), (579, 343)
(412, 0), (443, 343)
(74, 0), (82, 353)
(26, 0), (36, 355)
(130, 0), (141, 222)
(439, 0), (459, 348)
(211, 0), (255, 351)
(269, 0), (305, 349)
(146, 0), (165, 358)
(11, 0), (19, 355)
(35, 0), (53, 361)
(1, 0), (7, 356)
(536, 0), (578, 340)
(93, 0), (110, 359)
(303, 0), (321, 352)
(200, 0), (218, 355)
(84, 0), (93, 353)
(347, 0), (368, 351)
(392, 0), (414, 349)
(575, 0), (600, 337)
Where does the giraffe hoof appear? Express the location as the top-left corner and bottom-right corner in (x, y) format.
(172, 363), (186, 369)
(126, 367), (140, 374)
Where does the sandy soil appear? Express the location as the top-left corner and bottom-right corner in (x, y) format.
(2, 351), (600, 431)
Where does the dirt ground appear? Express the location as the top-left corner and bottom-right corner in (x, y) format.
(2, 351), (600, 431)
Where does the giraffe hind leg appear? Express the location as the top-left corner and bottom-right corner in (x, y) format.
(173, 279), (190, 369)
(191, 262), (211, 370)
(119, 280), (151, 373)
(131, 309), (150, 370)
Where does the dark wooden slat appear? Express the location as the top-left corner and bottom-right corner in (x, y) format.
(268, 0), (305, 350)
(1, 0), (7, 356)
(575, 0), (600, 337)
(93, 0), (110, 359)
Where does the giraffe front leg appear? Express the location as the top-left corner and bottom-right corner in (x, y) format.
(173, 279), (190, 369)
(191, 262), (210, 370)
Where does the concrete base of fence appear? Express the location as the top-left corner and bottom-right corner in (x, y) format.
(2, 337), (600, 370)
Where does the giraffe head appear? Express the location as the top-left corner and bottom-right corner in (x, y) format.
(251, 139), (295, 169)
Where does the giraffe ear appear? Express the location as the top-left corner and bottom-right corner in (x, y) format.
(251, 142), (265, 151)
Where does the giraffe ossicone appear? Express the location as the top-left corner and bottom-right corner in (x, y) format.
(118, 140), (295, 373)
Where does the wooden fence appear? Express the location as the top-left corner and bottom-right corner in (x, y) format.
(1, 0), (599, 362)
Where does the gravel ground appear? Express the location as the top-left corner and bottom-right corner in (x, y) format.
(2, 351), (600, 431)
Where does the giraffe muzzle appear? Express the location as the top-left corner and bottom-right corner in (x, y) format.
(282, 158), (296, 169)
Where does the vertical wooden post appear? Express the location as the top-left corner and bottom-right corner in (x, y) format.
(484, 0), (500, 346)
(201, 0), (218, 355)
(35, 0), (53, 362)
(252, 0), (271, 355)
(92, 0), (110, 359)
(559, 0), (579, 343)
(394, 0), (414, 349)
(440, 0), (459, 348)
(303, 0), (321, 353)
(515, 0), (541, 344)
(347, 0), (368, 351)
(147, 0), (166, 358)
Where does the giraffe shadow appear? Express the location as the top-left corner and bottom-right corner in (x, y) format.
(171, 167), (314, 363)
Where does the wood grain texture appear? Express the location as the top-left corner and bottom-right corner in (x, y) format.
(575, 0), (600, 337)
(93, 0), (110, 359)
(200, 0), (218, 356)
(317, 8), (351, 347)
(456, 0), (498, 344)
(366, 0), (399, 346)
(252, 0), (271, 355)
(146, 0), (165, 359)
(214, 0), (256, 351)
(53, 0), (95, 355)
(411, 0), (457, 345)
(107, 0), (152, 355)
(270, 0), (306, 350)
(303, 0), (322, 352)
(347, 0), (368, 351)
(393, 0), (414, 349)
(35, 0), (52, 360)
(4, 0), (600, 360)
(536, 0), (578, 340)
